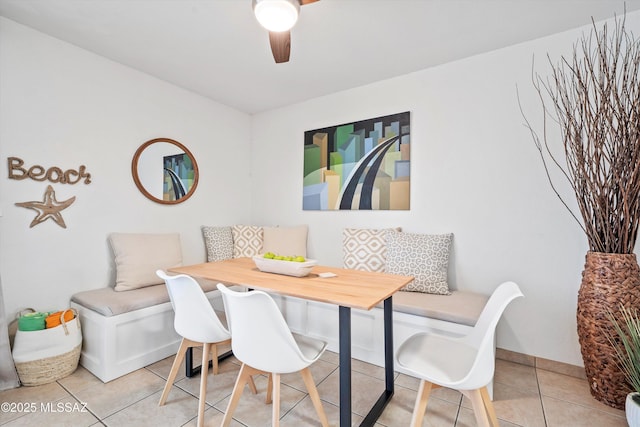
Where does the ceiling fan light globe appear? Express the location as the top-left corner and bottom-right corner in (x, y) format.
(253, 0), (300, 32)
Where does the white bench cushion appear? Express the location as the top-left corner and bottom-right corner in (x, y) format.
(389, 290), (488, 327)
(71, 279), (222, 316)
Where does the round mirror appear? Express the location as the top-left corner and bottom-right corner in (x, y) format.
(131, 138), (199, 204)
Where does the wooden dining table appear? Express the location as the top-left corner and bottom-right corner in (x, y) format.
(170, 257), (413, 427)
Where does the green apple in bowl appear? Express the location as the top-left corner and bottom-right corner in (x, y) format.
(263, 252), (306, 262)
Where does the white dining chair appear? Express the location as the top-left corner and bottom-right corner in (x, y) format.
(217, 283), (330, 427)
(396, 281), (523, 427)
(156, 271), (256, 427)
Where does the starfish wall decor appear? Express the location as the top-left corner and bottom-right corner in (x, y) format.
(15, 185), (76, 228)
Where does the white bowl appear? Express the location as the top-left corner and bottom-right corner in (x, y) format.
(252, 255), (318, 277)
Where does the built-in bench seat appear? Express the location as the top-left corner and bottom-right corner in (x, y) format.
(68, 231), (238, 383)
(72, 279), (222, 317)
(70, 279), (230, 383)
(71, 227), (494, 391)
(71, 280), (488, 384)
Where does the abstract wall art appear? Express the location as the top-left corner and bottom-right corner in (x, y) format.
(303, 111), (410, 211)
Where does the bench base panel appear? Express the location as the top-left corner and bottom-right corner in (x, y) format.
(71, 290), (220, 383)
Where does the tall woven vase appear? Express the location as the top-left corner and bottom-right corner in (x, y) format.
(577, 251), (640, 409)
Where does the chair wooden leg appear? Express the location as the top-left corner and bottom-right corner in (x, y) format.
(271, 373), (281, 427)
(221, 363), (256, 427)
(300, 367), (329, 427)
(266, 373), (273, 404)
(480, 386), (499, 427)
(248, 375), (258, 394)
(245, 368), (261, 395)
(212, 338), (231, 375)
(468, 389), (491, 427)
(197, 342), (211, 427)
(410, 380), (433, 427)
(159, 338), (191, 406)
(211, 343), (218, 375)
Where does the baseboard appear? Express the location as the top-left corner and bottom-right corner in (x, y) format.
(496, 348), (586, 380)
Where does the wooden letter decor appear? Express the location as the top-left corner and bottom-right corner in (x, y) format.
(8, 157), (92, 184)
(15, 185), (76, 228)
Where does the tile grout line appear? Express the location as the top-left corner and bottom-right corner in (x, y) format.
(533, 366), (627, 421)
(13, 353), (600, 427)
(450, 390), (463, 427)
(144, 362), (235, 412)
(139, 366), (227, 427)
(280, 363), (341, 424)
(534, 366), (549, 427)
(95, 373), (169, 425)
(57, 379), (104, 425)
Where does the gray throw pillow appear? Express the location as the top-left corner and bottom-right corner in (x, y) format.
(385, 231), (453, 295)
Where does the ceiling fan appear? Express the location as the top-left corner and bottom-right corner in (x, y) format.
(252, 0), (320, 63)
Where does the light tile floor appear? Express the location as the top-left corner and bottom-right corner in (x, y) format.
(0, 348), (627, 427)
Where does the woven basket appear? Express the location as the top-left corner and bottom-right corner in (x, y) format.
(577, 251), (640, 409)
(12, 309), (82, 386)
(14, 344), (81, 386)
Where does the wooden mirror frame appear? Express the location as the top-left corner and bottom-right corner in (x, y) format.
(131, 138), (199, 205)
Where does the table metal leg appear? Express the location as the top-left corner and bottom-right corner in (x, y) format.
(339, 305), (352, 427)
(360, 296), (394, 427)
(184, 346), (234, 378)
(186, 347), (193, 376)
(384, 296), (395, 392)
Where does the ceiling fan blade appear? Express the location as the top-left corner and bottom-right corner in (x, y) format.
(299, 0), (319, 4)
(269, 31), (291, 63)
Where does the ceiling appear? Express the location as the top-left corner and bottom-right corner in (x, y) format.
(1, 0), (639, 114)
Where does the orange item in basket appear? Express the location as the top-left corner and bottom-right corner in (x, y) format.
(45, 310), (74, 329)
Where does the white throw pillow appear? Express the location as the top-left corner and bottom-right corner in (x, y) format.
(202, 226), (234, 262)
(232, 225), (263, 258)
(109, 233), (182, 291)
(262, 225), (308, 257)
(342, 227), (401, 272)
(385, 231), (452, 295)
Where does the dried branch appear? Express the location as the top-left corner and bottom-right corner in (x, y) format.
(520, 14), (640, 254)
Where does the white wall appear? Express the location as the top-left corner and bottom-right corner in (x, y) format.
(249, 12), (640, 366)
(0, 18), (252, 317)
(3, 10), (638, 368)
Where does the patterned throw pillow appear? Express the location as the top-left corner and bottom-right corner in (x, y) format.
(201, 226), (234, 262)
(342, 228), (401, 272)
(385, 231), (453, 295)
(231, 225), (263, 258)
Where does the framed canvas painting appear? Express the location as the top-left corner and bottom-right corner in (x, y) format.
(303, 111), (410, 210)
